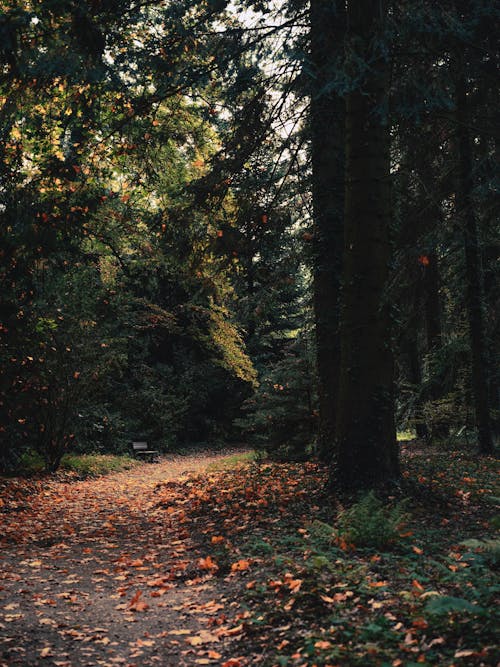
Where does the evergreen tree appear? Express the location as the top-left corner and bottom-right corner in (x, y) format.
(334, 0), (399, 489)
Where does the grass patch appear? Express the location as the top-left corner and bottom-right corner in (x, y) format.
(17, 450), (139, 477)
(60, 453), (139, 477)
(397, 429), (416, 441)
(206, 449), (258, 471)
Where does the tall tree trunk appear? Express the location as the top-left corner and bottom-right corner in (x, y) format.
(455, 70), (494, 455)
(407, 334), (428, 440)
(310, 0), (345, 461)
(423, 251), (442, 351)
(421, 249), (450, 440)
(334, 0), (399, 489)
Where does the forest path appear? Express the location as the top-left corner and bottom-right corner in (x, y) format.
(0, 450), (252, 667)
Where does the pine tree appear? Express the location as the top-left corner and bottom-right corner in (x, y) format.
(334, 0), (399, 489)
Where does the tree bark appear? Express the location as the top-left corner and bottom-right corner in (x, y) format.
(423, 251), (442, 351)
(310, 0), (345, 461)
(455, 70), (494, 455)
(334, 0), (399, 489)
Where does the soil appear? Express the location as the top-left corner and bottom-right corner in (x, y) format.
(0, 451), (251, 667)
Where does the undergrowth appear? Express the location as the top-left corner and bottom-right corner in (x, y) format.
(153, 446), (499, 666)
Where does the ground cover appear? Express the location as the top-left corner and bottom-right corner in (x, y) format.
(0, 446), (498, 666)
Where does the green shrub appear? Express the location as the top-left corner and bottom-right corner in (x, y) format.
(460, 538), (500, 567)
(337, 491), (409, 550)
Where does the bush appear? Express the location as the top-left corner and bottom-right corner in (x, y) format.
(337, 491), (409, 550)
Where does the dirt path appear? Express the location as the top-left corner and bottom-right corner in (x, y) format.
(0, 451), (251, 667)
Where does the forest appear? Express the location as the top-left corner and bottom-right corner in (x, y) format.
(0, 0), (499, 666)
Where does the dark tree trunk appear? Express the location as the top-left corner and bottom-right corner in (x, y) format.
(310, 0), (345, 461)
(423, 251), (442, 351)
(421, 249), (450, 440)
(407, 334), (428, 440)
(455, 71), (494, 455)
(333, 0), (399, 490)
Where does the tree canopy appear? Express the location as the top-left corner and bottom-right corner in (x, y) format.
(1, 0), (498, 481)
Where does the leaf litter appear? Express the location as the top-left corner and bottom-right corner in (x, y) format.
(0, 445), (498, 666)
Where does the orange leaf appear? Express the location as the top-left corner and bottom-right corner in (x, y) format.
(208, 650), (222, 659)
(320, 594), (336, 604)
(129, 590), (149, 612)
(286, 578), (302, 593)
(198, 556), (218, 571)
(231, 560), (251, 572)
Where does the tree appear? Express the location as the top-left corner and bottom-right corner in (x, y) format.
(309, 0), (345, 461)
(455, 61), (494, 454)
(334, 0), (399, 489)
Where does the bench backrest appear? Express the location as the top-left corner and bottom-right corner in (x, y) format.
(132, 441), (148, 451)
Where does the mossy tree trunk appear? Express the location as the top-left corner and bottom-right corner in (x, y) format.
(333, 0), (399, 489)
(310, 0), (345, 461)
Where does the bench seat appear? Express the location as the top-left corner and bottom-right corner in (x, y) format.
(131, 441), (159, 462)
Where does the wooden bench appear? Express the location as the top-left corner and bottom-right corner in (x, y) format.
(131, 441), (159, 462)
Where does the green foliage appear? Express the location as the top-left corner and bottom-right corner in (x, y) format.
(425, 595), (483, 616)
(459, 538), (500, 567)
(17, 450), (138, 477)
(236, 330), (317, 461)
(337, 492), (409, 550)
(0, 0), (261, 471)
(59, 453), (138, 478)
(206, 450), (258, 471)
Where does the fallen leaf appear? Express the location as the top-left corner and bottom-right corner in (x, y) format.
(231, 559), (251, 572)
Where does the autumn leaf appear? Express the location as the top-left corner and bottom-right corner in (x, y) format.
(198, 556), (218, 571)
(129, 590), (149, 612)
(412, 579), (425, 593)
(207, 650), (222, 659)
(230, 559), (251, 572)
